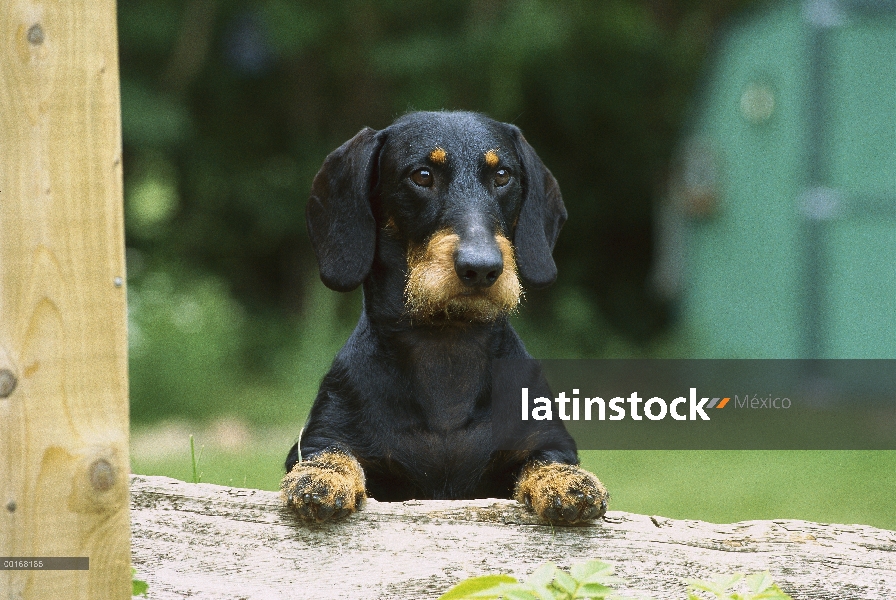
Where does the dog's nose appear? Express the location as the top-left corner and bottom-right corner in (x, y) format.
(455, 244), (504, 288)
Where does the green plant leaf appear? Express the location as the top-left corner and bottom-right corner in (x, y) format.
(504, 590), (547, 600)
(131, 568), (149, 597)
(573, 582), (614, 598)
(751, 585), (794, 600)
(470, 583), (544, 599)
(470, 584), (549, 600)
(687, 579), (725, 596)
(716, 573), (744, 591)
(745, 572), (774, 594)
(570, 560), (614, 583)
(524, 563), (559, 598)
(745, 572), (794, 599)
(585, 575), (627, 587)
(553, 570), (578, 595)
(688, 573), (744, 596)
(437, 575), (517, 600)
(441, 562), (793, 600)
(526, 563), (558, 589)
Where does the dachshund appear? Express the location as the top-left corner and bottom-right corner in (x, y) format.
(281, 111), (608, 524)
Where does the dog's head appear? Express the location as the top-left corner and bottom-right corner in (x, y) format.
(306, 111), (567, 323)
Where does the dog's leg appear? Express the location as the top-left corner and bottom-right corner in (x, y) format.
(514, 462), (608, 524)
(280, 449), (366, 522)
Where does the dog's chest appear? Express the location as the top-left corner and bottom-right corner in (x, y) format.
(368, 417), (497, 500)
(403, 334), (492, 431)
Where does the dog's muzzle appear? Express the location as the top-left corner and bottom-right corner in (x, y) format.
(405, 230), (521, 322)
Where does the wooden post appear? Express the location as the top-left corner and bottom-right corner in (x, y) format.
(0, 2), (130, 599)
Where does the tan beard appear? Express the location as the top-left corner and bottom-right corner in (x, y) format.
(404, 229), (522, 323)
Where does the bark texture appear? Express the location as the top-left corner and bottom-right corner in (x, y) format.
(130, 475), (896, 599)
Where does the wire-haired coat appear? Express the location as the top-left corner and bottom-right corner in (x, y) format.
(281, 111), (608, 524)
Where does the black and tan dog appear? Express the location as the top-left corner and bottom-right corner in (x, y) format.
(281, 111), (608, 524)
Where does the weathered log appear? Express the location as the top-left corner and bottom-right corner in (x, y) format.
(130, 475), (896, 599)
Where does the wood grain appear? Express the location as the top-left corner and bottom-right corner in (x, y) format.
(131, 475), (896, 600)
(0, 2), (130, 598)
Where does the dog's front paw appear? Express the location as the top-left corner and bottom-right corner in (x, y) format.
(515, 462), (608, 525)
(280, 450), (366, 522)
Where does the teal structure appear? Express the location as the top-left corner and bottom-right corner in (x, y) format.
(664, 0), (896, 358)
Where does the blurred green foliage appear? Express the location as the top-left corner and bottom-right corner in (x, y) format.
(119, 0), (764, 425)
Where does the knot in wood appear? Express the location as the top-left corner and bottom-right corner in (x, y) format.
(89, 459), (116, 492)
(27, 24), (45, 46)
(0, 369), (17, 398)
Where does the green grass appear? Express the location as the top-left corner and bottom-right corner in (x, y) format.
(130, 423), (297, 491)
(130, 437), (896, 531)
(580, 450), (896, 530)
(133, 445), (288, 491)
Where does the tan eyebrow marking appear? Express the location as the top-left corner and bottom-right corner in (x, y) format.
(484, 149), (500, 167)
(429, 146), (447, 164)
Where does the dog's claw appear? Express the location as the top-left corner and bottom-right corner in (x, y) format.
(581, 505), (599, 520)
(315, 505), (335, 521)
(561, 505), (579, 522)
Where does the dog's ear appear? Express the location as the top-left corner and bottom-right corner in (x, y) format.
(306, 127), (383, 292)
(506, 125), (568, 289)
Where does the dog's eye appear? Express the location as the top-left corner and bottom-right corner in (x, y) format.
(494, 169), (510, 187)
(410, 168), (434, 188)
